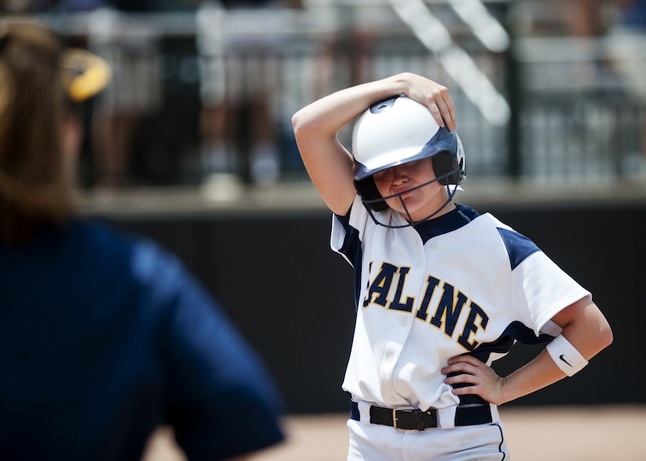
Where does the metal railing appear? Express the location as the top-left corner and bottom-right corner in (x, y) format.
(31, 1), (646, 187)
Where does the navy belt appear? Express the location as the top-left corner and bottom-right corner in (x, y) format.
(350, 401), (492, 431)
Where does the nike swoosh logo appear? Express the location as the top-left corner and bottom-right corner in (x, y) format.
(559, 354), (573, 367)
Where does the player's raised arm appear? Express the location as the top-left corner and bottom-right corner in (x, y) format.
(292, 72), (456, 215)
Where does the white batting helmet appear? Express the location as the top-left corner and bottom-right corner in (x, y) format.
(352, 95), (465, 211)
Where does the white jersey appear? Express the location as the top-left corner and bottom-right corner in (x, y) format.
(331, 196), (590, 412)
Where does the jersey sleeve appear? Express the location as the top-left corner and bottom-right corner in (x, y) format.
(131, 241), (285, 460)
(509, 241), (591, 336)
(330, 195), (367, 267)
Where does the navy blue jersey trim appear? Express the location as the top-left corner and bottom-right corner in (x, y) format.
(494, 423), (506, 460)
(471, 321), (554, 363)
(334, 213), (364, 310)
(496, 227), (541, 271)
(413, 204), (479, 244)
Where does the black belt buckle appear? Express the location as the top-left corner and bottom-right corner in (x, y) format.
(390, 407), (437, 431)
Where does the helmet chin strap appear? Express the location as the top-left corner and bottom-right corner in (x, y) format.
(362, 172), (460, 229)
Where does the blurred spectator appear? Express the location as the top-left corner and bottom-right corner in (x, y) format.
(86, 4), (162, 189)
(559, 0), (612, 77)
(607, 0), (646, 96)
(0, 0), (33, 13)
(606, 0), (646, 167)
(562, 0), (609, 36)
(0, 17), (285, 460)
(197, 0), (286, 188)
(558, 1), (645, 174)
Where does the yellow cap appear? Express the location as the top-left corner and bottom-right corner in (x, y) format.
(60, 48), (112, 102)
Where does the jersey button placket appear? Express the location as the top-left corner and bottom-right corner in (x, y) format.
(381, 239), (427, 404)
(379, 343), (399, 403)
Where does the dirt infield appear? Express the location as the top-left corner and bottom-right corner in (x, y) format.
(143, 405), (646, 461)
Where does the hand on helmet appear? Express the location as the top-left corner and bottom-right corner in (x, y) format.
(397, 72), (457, 132)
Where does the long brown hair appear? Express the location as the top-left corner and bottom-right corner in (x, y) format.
(0, 19), (72, 245)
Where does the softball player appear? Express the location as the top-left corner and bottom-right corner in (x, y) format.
(292, 72), (613, 460)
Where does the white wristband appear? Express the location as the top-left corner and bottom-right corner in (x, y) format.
(546, 334), (588, 377)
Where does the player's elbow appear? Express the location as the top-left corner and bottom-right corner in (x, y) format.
(291, 109), (308, 135)
(590, 315), (613, 358)
(598, 320), (613, 350)
(291, 107), (324, 139)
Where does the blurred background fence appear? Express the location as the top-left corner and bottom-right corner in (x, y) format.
(9, 0), (644, 188)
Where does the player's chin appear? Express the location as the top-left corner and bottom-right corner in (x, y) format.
(386, 193), (417, 209)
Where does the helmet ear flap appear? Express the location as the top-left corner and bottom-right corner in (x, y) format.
(354, 177), (388, 211)
(432, 150), (465, 186)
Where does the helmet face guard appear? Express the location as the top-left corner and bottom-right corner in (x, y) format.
(360, 178), (462, 228)
(351, 95), (466, 227)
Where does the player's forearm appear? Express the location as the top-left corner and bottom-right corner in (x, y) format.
(498, 350), (568, 404)
(292, 74), (409, 138)
(500, 303), (613, 405)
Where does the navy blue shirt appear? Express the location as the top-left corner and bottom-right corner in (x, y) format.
(0, 218), (284, 461)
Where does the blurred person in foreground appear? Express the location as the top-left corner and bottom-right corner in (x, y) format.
(0, 17), (284, 461)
